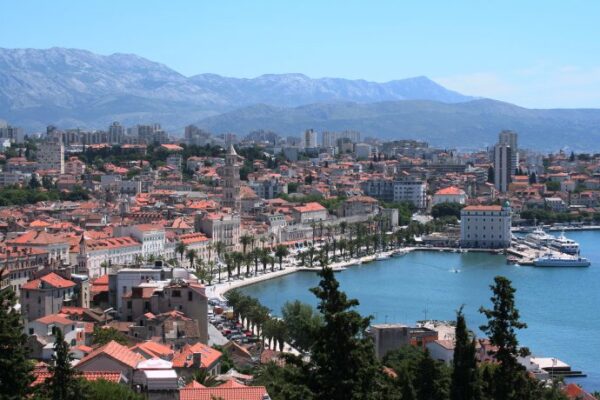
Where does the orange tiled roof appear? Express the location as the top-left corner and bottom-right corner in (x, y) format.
(292, 202), (326, 213)
(435, 186), (466, 196)
(172, 342), (222, 369)
(130, 341), (174, 359)
(462, 205), (503, 211)
(34, 313), (73, 326)
(22, 273), (76, 290)
(179, 382), (269, 400)
(77, 340), (145, 370)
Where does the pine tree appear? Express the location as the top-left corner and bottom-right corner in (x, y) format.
(44, 328), (83, 400)
(0, 284), (35, 399)
(309, 267), (382, 400)
(450, 307), (480, 400)
(479, 276), (530, 400)
(414, 349), (449, 400)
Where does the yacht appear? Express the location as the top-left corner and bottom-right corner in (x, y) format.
(534, 253), (591, 267)
(549, 232), (580, 255)
(524, 226), (556, 248)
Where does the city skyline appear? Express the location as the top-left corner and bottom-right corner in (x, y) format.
(2, 1), (600, 108)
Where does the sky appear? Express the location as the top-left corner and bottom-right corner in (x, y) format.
(2, 1), (600, 108)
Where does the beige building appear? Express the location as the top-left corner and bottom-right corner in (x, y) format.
(460, 202), (512, 248)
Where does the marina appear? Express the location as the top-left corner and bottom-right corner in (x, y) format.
(238, 230), (600, 391)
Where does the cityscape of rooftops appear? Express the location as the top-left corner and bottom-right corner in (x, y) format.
(1, 2), (600, 399)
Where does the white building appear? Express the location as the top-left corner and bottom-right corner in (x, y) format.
(78, 236), (142, 278)
(114, 225), (166, 259)
(460, 202), (512, 248)
(432, 186), (468, 205)
(393, 179), (427, 209)
(354, 143), (372, 159)
(37, 140), (65, 173)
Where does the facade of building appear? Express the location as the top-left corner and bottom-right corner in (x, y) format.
(498, 130), (518, 174)
(37, 140), (65, 173)
(303, 129), (317, 149)
(393, 179), (427, 209)
(494, 143), (512, 193)
(221, 145), (242, 212)
(460, 203), (512, 248)
(77, 236), (142, 278)
(195, 212), (241, 252)
(432, 186), (468, 205)
(113, 225), (166, 259)
(107, 122), (124, 145)
(20, 272), (76, 321)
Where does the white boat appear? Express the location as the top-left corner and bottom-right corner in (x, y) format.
(549, 232), (580, 255)
(376, 253), (389, 261)
(525, 226), (556, 247)
(534, 253), (591, 267)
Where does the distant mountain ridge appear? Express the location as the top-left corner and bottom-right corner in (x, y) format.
(195, 99), (600, 151)
(0, 47), (472, 131)
(1, 47), (600, 150)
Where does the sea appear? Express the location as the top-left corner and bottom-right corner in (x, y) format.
(239, 230), (600, 391)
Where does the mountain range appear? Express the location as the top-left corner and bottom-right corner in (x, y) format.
(1, 47), (600, 150)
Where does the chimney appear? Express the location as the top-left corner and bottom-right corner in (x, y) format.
(192, 352), (201, 368)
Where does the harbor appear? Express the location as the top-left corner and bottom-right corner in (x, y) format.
(238, 230), (600, 391)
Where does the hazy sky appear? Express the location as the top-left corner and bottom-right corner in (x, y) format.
(3, 1), (600, 108)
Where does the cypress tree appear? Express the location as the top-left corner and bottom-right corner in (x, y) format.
(414, 349), (449, 400)
(479, 276), (530, 400)
(0, 284), (34, 399)
(309, 267), (382, 400)
(44, 328), (83, 400)
(450, 307), (480, 400)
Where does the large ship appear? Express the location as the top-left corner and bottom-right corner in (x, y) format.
(534, 253), (591, 267)
(549, 232), (580, 255)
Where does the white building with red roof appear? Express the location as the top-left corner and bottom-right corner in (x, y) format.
(77, 236), (142, 278)
(432, 186), (468, 205)
(291, 202), (327, 224)
(460, 202), (512, 249)
(20, 272), (76, 321)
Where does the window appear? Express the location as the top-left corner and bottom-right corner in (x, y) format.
(29, 328), (34, 335)
(188, 291), (193, 301)
(127, 301), (132, 309)
(172, 290), (181, 297)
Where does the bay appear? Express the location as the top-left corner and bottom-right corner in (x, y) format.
(240, 230), (600, 391)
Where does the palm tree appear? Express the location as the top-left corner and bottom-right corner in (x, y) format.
(186, 249), (198, 271)
(340, 221), (348, 237)
(259, 248), (269, 273)
(251, 248), (261, 276)
(268, 254), (276, 272)
(175, 241), (187, 267)
(214, 241), (225, 262)
(240, 233), (253, 255)
(224, 253), (233, 281)
(244, 253), (253, 276)
(134, 254), (144, 267)
(233, 252), (244, 278)
(275, 245), (289, 271)
(146, 254), (156, 264)
(259, 236), (267, 249)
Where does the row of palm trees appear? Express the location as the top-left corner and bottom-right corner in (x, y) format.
(173, 236), (291, 284)
(225, 289), (288, 352)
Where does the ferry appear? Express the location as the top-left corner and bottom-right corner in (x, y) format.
(533, 253), (591, 267)
(549, 232), (580, 255)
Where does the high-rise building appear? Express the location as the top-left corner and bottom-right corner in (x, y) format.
(494, 143), (512, 192)
(303, 129), (317, 149)
(221, 144), (242, 212)
(0, 122), (24, 143)
(108, 122), (124, 145)
(37, 139), (65, 174)
(498, 130), (518, 174)
(321, 130), (361, 148)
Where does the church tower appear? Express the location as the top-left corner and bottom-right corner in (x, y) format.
(222, 144), (241, 212)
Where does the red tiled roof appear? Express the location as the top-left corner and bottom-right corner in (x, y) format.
(179, 382), (269, 400)
(172, 343), (222, 369)
(34, 313), (73, 326)
(435, 186), (466, 196)
(292, 202), (326, 213)
(130, 341), (174, 359)
(76, 340), (145, 370)
(462, 205), (503, 211)
(22, 273), (76, 290)
(84, 236), (140, 251)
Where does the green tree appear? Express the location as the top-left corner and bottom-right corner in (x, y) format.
(280, 300), (323, 353)
(309, 267), (383, 400)
(479, 276), (530, 400)
(83, 379), (144, 399)
(92, 327), (129, 346)
(451, 307), (480, 400)
(414, 349), (449, 400)
(44, 328), (82, 400)
(0, 285), (35, 399)
(274, 245), (289, 271)
(431, 202), (465, 219)
(175, 241), (187, 267)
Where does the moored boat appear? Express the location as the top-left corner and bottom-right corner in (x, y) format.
(533, 253), (590, 267)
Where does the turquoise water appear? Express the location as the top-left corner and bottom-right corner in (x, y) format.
(240, 230), (600, 391)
